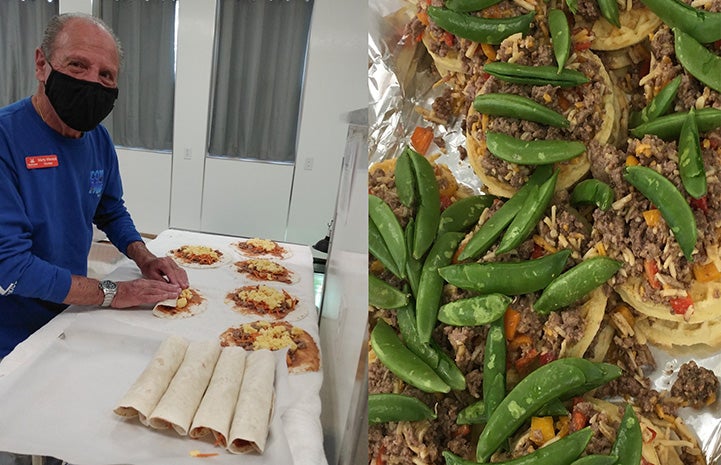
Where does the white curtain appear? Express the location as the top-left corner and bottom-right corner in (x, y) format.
(208, 0), (314, 163)
(100, 0), (176, 151)
(0, 0), (59, 108)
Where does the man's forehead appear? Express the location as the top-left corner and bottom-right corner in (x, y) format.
(54, 19), (119, 63)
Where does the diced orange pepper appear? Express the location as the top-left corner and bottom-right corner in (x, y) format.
(417, 10), (430, 26)
(626, 155), (640, 166)
(410, 126), (434, 155)
(643, 209), (662, 227)
(504, 308), (521, 341)
(481, 43), (497, 61)
(530, 416), (556, 445)
(571, 410), (588, 431)
(514, 348), (538, 372)
(693, 261), (721, 283)
(614, 304), (636, 327)
(509, 334), (532, 350)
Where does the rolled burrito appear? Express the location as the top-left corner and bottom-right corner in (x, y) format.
(227, 349), (276, 454)
(148, 339), (221, 435)
(189, 346), (249, 445)
(113, 335), (189, 426)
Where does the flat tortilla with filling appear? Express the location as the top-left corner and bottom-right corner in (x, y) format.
(234, 258), (299, 284)
(167, 244), (231, 269)
(153, 288), (207, 319)
(588, 6), (662, 51)
(232, 238), (291, 260)
(225, 284), (307, 321)
(227, 349), (276, 454)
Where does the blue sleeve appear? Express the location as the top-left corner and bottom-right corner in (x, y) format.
(0, 152), (72, 303)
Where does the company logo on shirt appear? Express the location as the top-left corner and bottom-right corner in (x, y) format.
(89, 169), (104, 196)
(0, 281), (16, 296)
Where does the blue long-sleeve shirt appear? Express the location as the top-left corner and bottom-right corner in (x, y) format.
(0, 97), (142, 357)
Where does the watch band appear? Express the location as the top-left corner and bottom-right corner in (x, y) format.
(98, 280), (117, 307)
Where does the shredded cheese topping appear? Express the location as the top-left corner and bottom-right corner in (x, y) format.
(237, 285), (285, 309)
(246, 238), (277, 252)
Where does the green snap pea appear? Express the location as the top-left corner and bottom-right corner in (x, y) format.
(395, 147), (416, 208)
(440, 249), (572, 295)
(368, 393), (437, 424)
(623, 165), (697, 261)
(457, 165), (553, 261)
(674, 28), (721, 94)
(476, 354), (588, 461)
(437, 293), (511, 326)
(369, 218), (404, 279)
(596, 0), (620, 27)
(629, 75), (681, 128)
(457, 399), (486, 424)
(640, 0), (721, 44)
(609, 404), (643, 465)
(483, 61), (590, 87)
(369, 194), (407, 277)
(566, 0), (578, 14)
(548, 9), (571, 72)
(371, 319), (451, 393)
(368, 274), (409, 309)
(559, 359), (623, 399)
(570, 179), (614, 211)
(445, 0), (504, 12)
(496, 170), (559, 254)
(397, 303), (467, 391)
(483, 318), (506, 419)
(426, 7), (535, 45)
(536, 397), (569, 416)
(408, 149), (441, 260)
(404, 219), (422, 297)
(630, 107), (721, 140)
(438, 194), (496, 236)
(533, 257), (622, 314)
(473, 94), (570, 128)
(486, 131), (587, 165)
(416, 232), (465, 343)
(569, 455), (619, 465)
(679, 107), (707, 199)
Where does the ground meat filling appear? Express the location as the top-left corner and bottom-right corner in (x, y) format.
(671, 360), (720, 408)
(588, 135), (721, 306)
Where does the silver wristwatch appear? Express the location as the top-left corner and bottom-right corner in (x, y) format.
(98, 280), (117, 307)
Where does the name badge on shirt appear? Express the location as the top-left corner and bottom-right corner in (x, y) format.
(25, 154), (59, 169)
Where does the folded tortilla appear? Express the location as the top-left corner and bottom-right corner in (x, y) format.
(113, 335), (189, 426)
(147, 339), (221, 435)
(227, 349), (276, 454)
(188, 346), (249, 444)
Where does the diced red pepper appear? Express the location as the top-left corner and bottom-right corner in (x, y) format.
(670, 294), (694, 315)
(571, 410), (588, 431)
(454, 424), (471, 438)
(443, 32), (454, 47)
(690, 196), (708, 213)
(440, 195), (453, 210)
(643, 426), (657, 444)
(644, 259), (662, 290)
(514, 348), (539, 373)
(538, 351), (556, 365)
(573, 41), (592, 51)
(374, 444), (386, 465)
(531, 244), (545, 259)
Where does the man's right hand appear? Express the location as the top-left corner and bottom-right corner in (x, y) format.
(109, 279), (181, 308)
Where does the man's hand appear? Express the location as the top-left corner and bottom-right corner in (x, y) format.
(126, 240), (189, 288)
(111, 279), (183, 309)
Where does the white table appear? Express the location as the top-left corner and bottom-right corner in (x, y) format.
(0, 229), (327, 465)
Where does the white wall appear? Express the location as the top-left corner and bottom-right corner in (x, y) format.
(71, 0), (367, 248)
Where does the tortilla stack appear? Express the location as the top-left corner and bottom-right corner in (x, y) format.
(189, 346), (249, 445)
(147, 339), (221, 435)
(227, 349), (276, 454)
(113, 335), (189, 426)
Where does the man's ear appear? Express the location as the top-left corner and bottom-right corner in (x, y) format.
(34, 48), (48, 83)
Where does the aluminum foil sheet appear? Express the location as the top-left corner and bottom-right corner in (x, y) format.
(368, 0), (721, 462)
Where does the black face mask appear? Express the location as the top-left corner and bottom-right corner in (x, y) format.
(44, 66), (119, 132)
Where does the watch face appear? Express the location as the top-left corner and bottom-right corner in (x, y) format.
(102, 280), (117, 291)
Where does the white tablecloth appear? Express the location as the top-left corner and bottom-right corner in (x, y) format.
(0, 229), (327, 465)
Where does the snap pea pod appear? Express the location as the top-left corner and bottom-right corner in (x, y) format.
(448, 428), (592, 465)
(609, 404), (643, 465)
(445, 0), (504, 12)
(404, 219), (422, 297)
(629, 75), (681, 128)
(674, 28), (721, 94)
(630, 107), (721, 140)
(456, 397), (568, 425)
(408, 148), (441, 260)
(368, 393), (437, 424)
(679, 107), (707, 199)
(486, 131), (587, 165)
(569, 455), (618, 465)
(623, 165), (697, 261)
(548, 8), (571, 73)
(438, 194), (496, 236)
(426, 7), (535, 45)
(397, 304), (467, 391)
(457, 165), (553, 261)
(483, 318), (506, 419)
(370, 319), (451, 393)
(473, 94), (570, 128)
(570, 179), (614, 211)
(439, 249), (572, 295)
(395, 147), (416, 208)
(596, 0), (620, 27)
(437, 293), (511, 326)
(496, 170), (559, 254)
(416, 232), (465, 343)
(533, 257), (622, 314)
(369, 194), (407, 277)
(369, 274), (409, 309)
(369, 218), (404, 279)
(559, 360), (623, 399)
(640, 0), (721, 43)
(483, 61), (590, 87)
